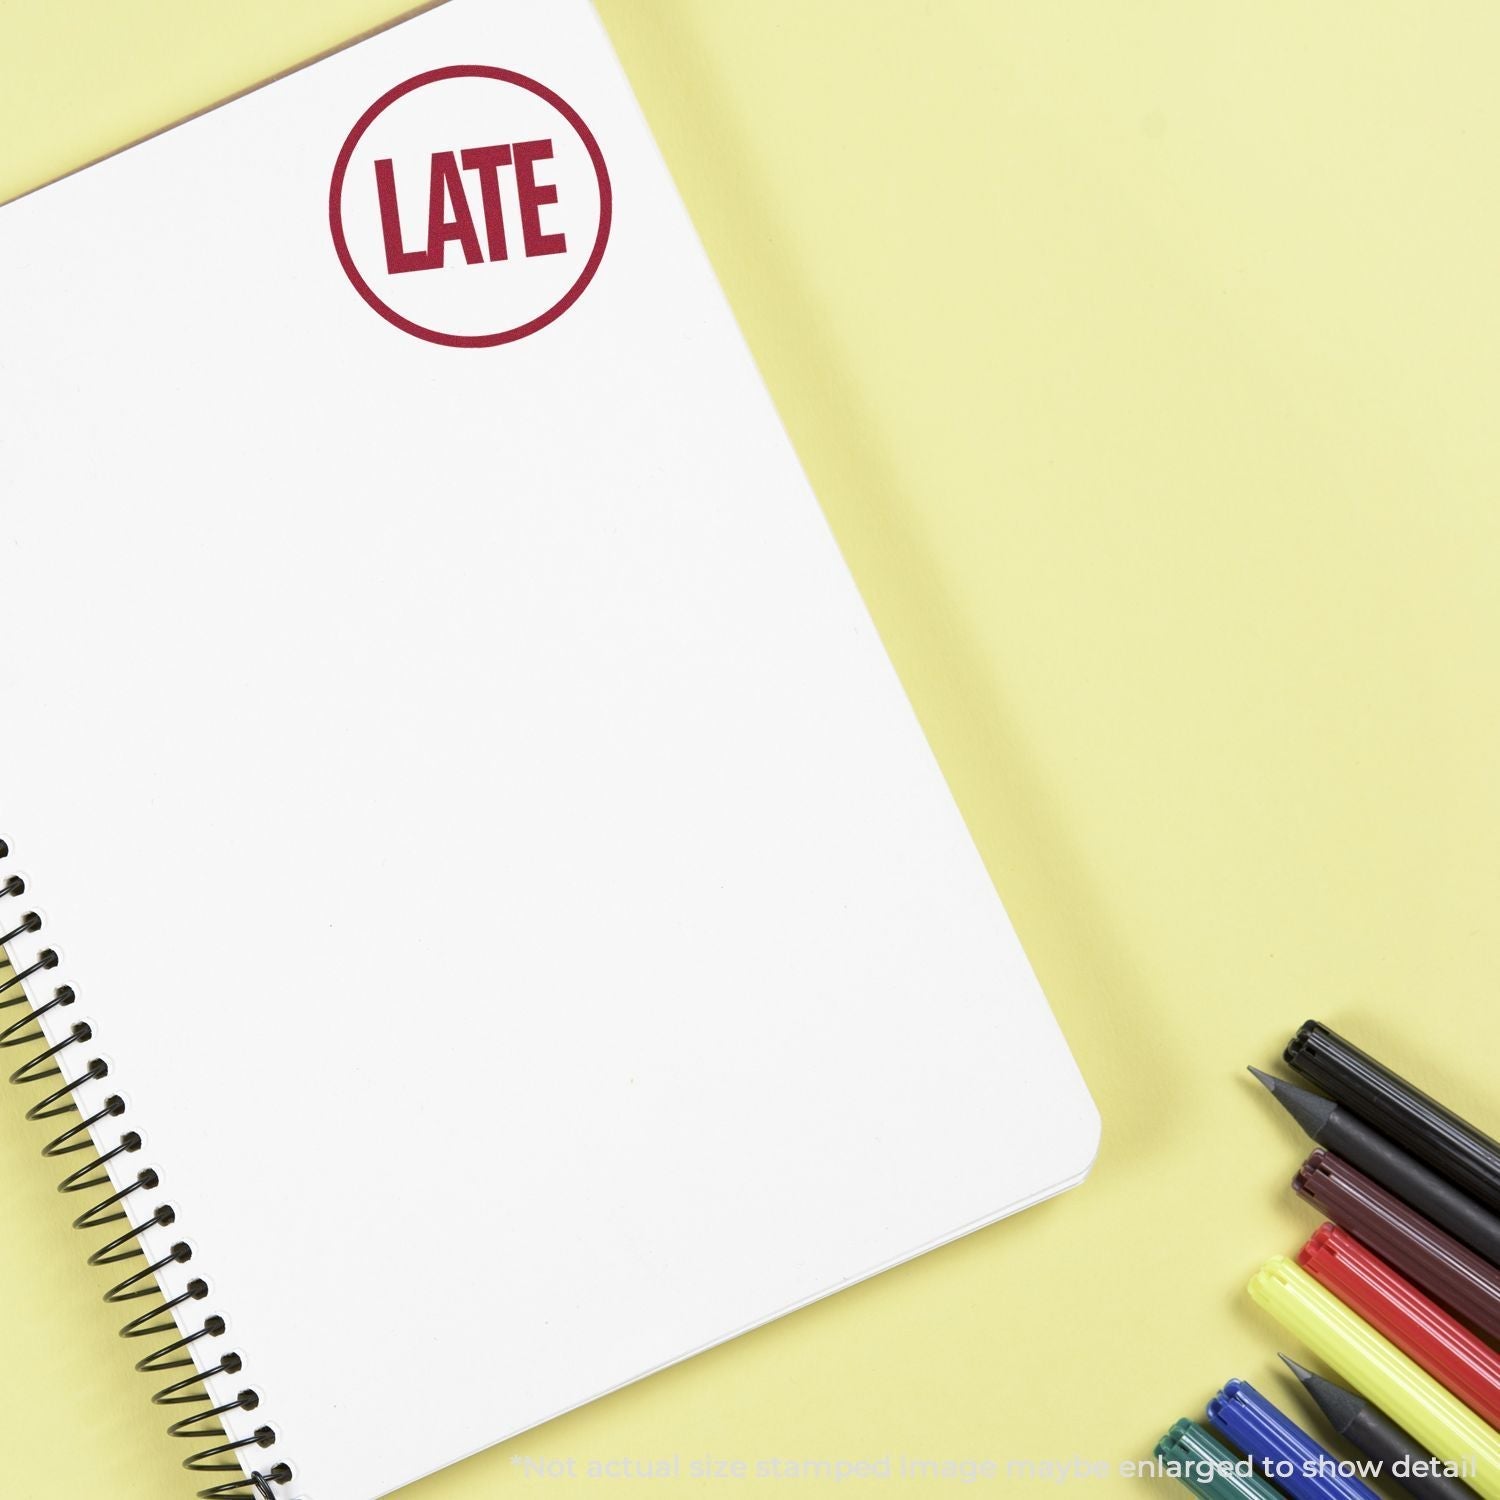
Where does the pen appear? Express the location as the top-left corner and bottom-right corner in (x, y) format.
(1301, 1224), (1500, 1429)
(1251, 1067), (1500, 1266)
(1285, 1023), (1500, 1215)
(1282, 1356), (1480, 1500)
(1247, 1256), (1500, 1500)
(1208, 1376), (1381, 1500)
(1155, 1418), (1286, 1500)
(1294, 1150), (1500, 1341)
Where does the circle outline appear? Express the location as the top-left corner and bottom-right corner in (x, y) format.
(328, 65), (612, 348)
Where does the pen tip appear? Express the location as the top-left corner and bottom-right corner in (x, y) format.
(1247, 1065), (1279, 1092)
(1279, 1354), (1314, 1384)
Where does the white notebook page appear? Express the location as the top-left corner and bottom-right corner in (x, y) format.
(0, 4), (1098, 1498)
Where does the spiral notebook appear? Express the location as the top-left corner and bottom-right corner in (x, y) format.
(0, 3), (1098, 1498)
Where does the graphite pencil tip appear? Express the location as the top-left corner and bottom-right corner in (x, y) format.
(1278, 1354), (1362, 1434)
(1248, 1065), (1338, 1140)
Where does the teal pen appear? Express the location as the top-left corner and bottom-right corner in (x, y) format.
(1155, 1419), (1285, 1500)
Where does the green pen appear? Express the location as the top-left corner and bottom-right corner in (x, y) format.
(1155, 1418), (1285, 1500)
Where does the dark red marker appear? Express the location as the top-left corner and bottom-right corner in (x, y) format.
(1294, 1150), (1500, 1342)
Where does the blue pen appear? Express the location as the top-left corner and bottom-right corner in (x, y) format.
(1209, 1378), (1383, 1500)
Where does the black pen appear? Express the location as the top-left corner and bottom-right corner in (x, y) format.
(1285, 1022), (1500, 1215)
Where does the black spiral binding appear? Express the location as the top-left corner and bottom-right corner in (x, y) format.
(0, 838), (296, 1500)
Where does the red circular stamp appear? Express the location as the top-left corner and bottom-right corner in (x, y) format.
(329, 65), (612, 348)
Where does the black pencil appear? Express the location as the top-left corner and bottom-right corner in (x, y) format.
(1281, 1355), (1479, 1500)
(1251, 1068), (1500, 1267)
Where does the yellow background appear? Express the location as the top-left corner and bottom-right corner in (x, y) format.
(2, 3), (1498, 1498)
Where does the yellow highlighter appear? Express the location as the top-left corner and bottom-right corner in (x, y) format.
(1249, 1256), (1500, 1500)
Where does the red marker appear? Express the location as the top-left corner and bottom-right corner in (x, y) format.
(1300, 1222), (1500, 1429)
